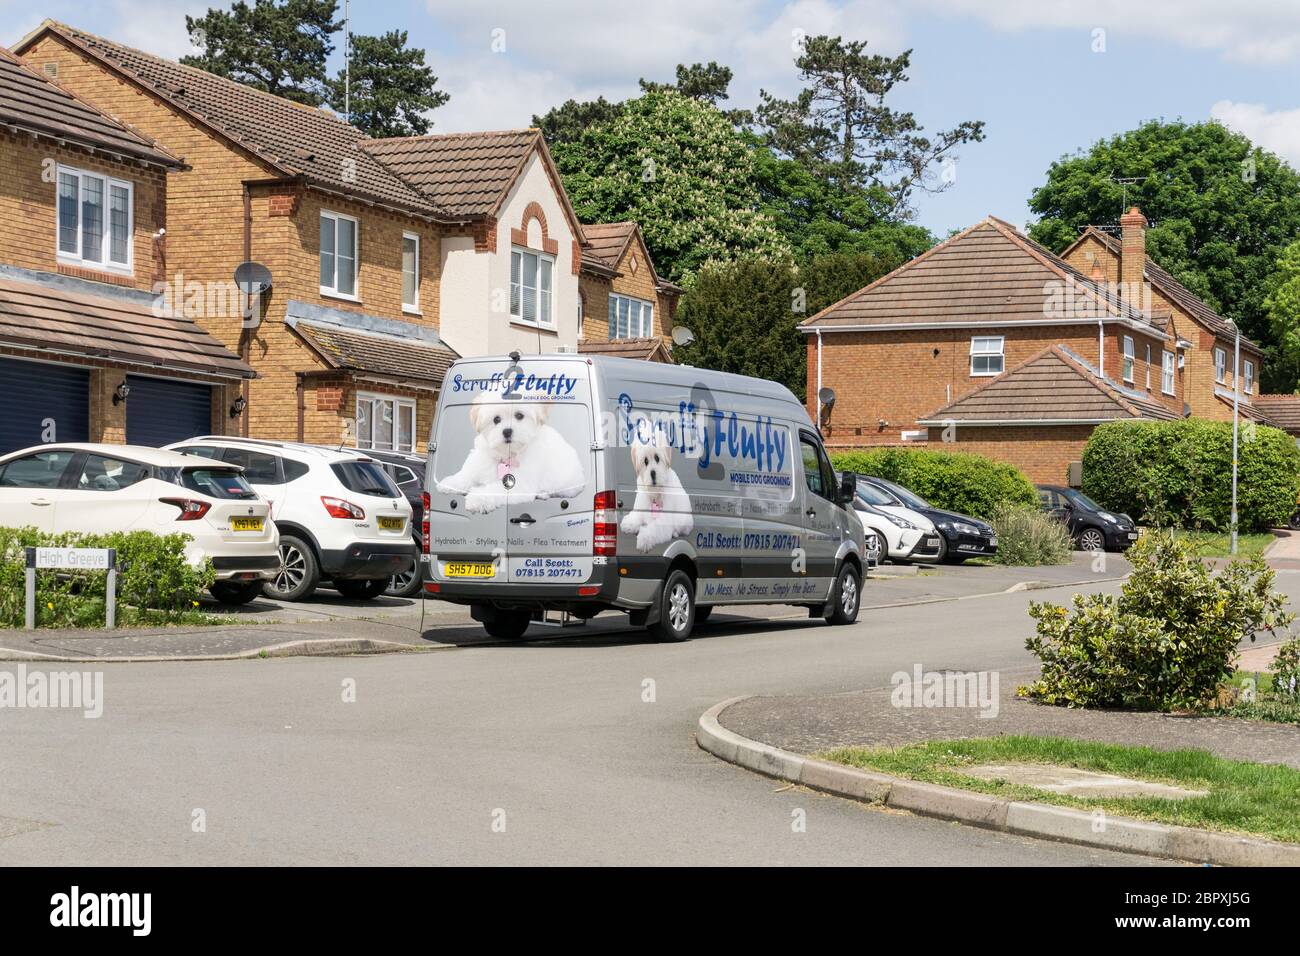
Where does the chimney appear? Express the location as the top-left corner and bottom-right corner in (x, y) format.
(1119, 206), (1147, 309)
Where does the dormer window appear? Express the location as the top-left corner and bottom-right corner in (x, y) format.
(57, 165), (132, 273)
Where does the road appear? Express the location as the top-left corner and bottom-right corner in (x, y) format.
(6, 568), (1287, 866)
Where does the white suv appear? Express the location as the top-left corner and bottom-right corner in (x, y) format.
(166, 437), (415, 601)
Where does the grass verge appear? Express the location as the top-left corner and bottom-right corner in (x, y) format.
(1219, 670), (1300, 725)
(1165, 530), (1276, 560)
(820, 735), (1300, 844)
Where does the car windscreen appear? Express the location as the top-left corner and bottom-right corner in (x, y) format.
(171, 467), (258, 500)
(1065, 490), (1104, 511)
(882, 481), (929, 510)
(331, 460), (400, 498)
(855, 482), (895, 507)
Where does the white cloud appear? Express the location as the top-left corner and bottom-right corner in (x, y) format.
(918, 0), (1300, 64)
(1211, 100), (1300, 166)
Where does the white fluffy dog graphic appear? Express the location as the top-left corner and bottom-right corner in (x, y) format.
(620, 433), (693, 552)
(436, 396), (585, 513)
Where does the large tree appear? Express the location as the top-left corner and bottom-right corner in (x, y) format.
(673, 251), (905, 396)
(552, 90), (789, 281)
(183, 0), (341, 106)
(756, 35), (985, 218)
(1028, 120), (1300, 392)
(1264, 239), (1300, 390)
(327, 30), (448, 137)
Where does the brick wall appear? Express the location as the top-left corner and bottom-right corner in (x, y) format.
(925, 424), (1095, 485)
(0, 128), (166, 291)
(580, 232), (673, 343)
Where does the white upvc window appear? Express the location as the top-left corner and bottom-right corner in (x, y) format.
(510, 247), (554, 328)
(1144, 344), (1152, 390)
(56, 165), (133, 272)
(320, 210), (358, 299)
(969, 336), (1004, 376)
(1122, 335), (1135, 383)
(1162, 350), (1176, 395)
(401, 232), (420, 312)
(1244, 359), (1255, 394)
(609, 293), (654, 339)
(356, 392), (415, 453)
(1214, 347), (1227, 384)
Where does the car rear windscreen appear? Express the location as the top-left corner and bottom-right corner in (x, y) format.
(175, 468), (258, 500)
(331, 460), (400, 498)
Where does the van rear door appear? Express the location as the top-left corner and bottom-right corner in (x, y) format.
(427, 357), (597, 589)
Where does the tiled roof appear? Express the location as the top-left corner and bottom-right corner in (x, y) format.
(919, 346), (1180, 424)
(580, 221), (637, 271)
(286, 303), (458, 385)
(1242, 394), (1299, 432)
(1072, 227), (1262, 354)
(0, 269), (253, 379)
(803, 217), (1155, 331)
(362, 129), (540, 218)
(578, 337), (673, 362)
(30, 21), (441, 218)
(0, 45), (178, 167)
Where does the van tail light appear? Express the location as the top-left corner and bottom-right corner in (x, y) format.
(421, 492), (431, 554)
(593, 489), (617, 556)
(159, 497), (211, 521)
(321, 496), (365, 520)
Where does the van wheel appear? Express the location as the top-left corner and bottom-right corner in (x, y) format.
(649, 570), (695, 642)
(265, 535), (318, 602)
(483, 611), (531, 640)
(825, 562), (861, 625)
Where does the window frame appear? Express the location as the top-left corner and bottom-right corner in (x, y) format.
(1121, 335), (1135, 383)
(356, 391), (416, 453)
(969, 336), (1005, 377)
(319, 209), (360, 301)
(56, 164), (134, 274)
(1161, 350), (1176, 396)
(510, 246), (556, 329)
(1244, 359), (1255, 395)
(1214, 347), (1227, 384)
(401, 231), (420, 314)
(1144, 343), (1152, 390)
(608, 292), (655, 339)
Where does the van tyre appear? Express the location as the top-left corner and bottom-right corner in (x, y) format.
(334, 578), (387, 600)
(266, 535), (318, 602)
(209, 581), (263, 605)
(825, 562), (861, 626)
(650, 570), (695, 642)
(483, 610), (532, 640)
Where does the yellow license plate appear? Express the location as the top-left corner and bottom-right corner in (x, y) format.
(444, 562), (495, 579)
(378, 516), (404, 530)
(231, 517), (264, 532)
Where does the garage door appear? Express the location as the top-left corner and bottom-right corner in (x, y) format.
(0, 357), (89, 455)
(125, 376), (213, 447)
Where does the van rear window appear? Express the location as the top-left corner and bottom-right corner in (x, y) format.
(331, 460), (399, 498)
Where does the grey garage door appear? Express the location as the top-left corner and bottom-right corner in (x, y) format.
(0, 357), (89, 455)
(125, 375), (213, 447)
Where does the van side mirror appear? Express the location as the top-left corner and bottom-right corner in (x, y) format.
(838, 471), (857, 505)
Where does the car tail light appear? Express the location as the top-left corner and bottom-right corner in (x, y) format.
(593, 489), (617, 556)
(421, 491), (431, 554)
(321, 496), (365, 519)
(159, 497), (211, 521)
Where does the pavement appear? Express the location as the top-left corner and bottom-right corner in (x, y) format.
(1266, 528), (1300, 570)
(0, 552), (1131, 662)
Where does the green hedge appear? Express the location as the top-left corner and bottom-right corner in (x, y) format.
(0, 527), (214, 628)
(829, 447), (1039, 519)
(1082, 419), (1300, 532)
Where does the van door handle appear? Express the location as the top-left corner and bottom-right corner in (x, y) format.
(510, 514), (535, 526)
(805, 509), (817, 518)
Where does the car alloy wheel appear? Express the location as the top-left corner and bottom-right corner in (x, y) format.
(386, 565), (421, 597)
(275, 543), (307, 592)
(1078, 528), (1106, 552)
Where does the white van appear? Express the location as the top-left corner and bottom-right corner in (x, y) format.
(422, 353), (866, 642)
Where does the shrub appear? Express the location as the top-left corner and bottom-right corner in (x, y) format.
(1274, 637), (1300, 700)
(0, 526), (214, 628)
(987, 503), (1073, 566)
(1082, 419), (1300, 532)
(1021, 533), (1293, 710)
(829, 447), (1038, 520)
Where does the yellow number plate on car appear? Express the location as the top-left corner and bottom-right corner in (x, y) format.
(378, 516), (404, 530)
(444, 562), (495, 578)
(231, 517), (264, 532)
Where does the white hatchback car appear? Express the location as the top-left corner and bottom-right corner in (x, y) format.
(0, 443), (278, 604)
(166, 437), (415, 601)
(852, 479), (943, 563)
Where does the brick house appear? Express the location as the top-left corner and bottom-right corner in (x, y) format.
(576, 220), (680, 362)
(800, 212), (1267, 484)
(0, 45), (253, 455)
(14, 20), (629, 454)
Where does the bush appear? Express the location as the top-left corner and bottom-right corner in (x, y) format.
(1082, 419), (1300, 532)
(1274, 637), (1300, 700)
(0, 526), (214, 628)
(830, 447), (1038, 520)
(1021, 533), (1293, 710)
(987, 503), (1073, 566)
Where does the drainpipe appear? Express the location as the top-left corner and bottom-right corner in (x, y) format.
(815, 329), (824, 430)
(1097, 319), (1105, 378)
(296, 372), (305, 442)
(241, 183), (252, 437)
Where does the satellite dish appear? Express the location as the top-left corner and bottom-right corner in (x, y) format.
(234, 261), (273, 296)
(818, 387), (836, 409)
(671, 325), (695, 347)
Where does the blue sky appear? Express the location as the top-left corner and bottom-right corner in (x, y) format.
(6, 0), (1300, 239)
